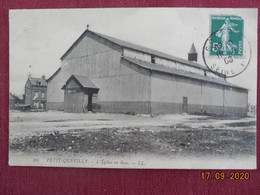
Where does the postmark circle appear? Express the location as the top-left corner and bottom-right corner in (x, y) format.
(202, 32), (251, 78)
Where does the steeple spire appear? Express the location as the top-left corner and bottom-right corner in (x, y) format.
(188, 43), (198, 62)
(189, 43), (197, 54)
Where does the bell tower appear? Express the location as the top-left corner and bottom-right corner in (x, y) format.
(188, 43), (198, 62)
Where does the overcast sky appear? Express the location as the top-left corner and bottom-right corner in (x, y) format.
(9, 8), (257, 105)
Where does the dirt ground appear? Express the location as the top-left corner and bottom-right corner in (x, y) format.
(9, 110), (256, 160)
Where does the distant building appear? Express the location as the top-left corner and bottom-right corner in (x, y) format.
(9, 93), (23, 110)
(47, 30), (248, 116)
(25, 75), (47, 109)
(248, 104), (256, 115)
(9, 93), (16, 110)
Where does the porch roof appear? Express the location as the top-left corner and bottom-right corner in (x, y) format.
(61, 75), (99, 90)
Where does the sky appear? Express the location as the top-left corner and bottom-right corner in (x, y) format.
(9, 8), (258, 105)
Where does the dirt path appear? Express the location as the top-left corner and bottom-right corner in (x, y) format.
(9, 111), (256, 169)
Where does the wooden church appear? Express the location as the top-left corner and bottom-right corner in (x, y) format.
(46, 29), (248, 116)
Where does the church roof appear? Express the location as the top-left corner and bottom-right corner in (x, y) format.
(61, 30), (207, 71)
(188, 43), (197, 54)
(62, 75), (98, 90)
(73, 75), (98, 89)
(122, 57), (247, 91)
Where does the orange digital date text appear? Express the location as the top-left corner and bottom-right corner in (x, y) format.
(201, 172), (250, 180)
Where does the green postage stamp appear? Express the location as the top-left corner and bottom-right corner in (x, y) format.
(210, 15), (244, 57)
(203, 14), (250, 78)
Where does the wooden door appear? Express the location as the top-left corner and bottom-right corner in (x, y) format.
(83, 94), (88, 113)
(87, 94), (93, 111)
(182, 96), (188, 113)
(64, 92), (84, 113)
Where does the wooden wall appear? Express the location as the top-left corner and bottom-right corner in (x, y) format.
(46, 68), (65, 110)
(151, 72), (248, 115)
(47, 31), (151, 113)
(64, 91), (84, 113)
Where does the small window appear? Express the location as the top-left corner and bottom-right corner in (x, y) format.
(36, 81), (42, 85)
(151, 56), (155, 64)
(34, 91), (39, 98)
(42, 92), (45, 98)
(204, 71), (207, 76)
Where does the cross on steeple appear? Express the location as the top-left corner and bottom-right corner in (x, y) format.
(87, 24), (89, 30)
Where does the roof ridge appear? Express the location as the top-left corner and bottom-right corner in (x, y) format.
(92, 30), (204, 66)
(122, 56), (247, 91)
(61, 29), (207, 70)
(62, 74), (98, 89)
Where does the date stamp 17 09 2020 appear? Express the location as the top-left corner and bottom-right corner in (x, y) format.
(203, 15), (251, 78)
(201, 172), (250, 180)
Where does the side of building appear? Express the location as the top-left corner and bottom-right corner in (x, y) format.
(47, 30), (248, 116)
(47, 31), (151, 113)
(24, 76), (47, 109)
(123, 57), (248, 116)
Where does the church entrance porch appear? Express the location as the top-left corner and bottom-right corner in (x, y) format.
(62, 75), (99, 113)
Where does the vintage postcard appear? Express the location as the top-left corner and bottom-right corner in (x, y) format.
(9, 8), (257, 169)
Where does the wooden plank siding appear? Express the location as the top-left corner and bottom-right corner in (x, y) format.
(150, 71), (248, 116)
(64, 91), (84, 113)
(46, 67), (65, 110)
(47, 31), (151, 113)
